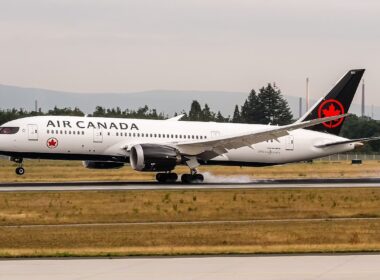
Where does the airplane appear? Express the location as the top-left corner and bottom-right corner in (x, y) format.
(0, 69), (378, 183)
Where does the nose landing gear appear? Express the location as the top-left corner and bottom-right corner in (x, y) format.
(10, 157), (25, 176)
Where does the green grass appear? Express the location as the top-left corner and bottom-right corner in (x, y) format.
(0, 188), (380, 226)
(1, 220), (380, 257)
(0, 188), (380, 257)
(0, 159), (380, 182)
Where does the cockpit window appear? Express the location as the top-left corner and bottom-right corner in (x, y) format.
(0, 127), (19, 134)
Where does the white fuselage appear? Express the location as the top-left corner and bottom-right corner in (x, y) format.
(0, 116), (355, 166)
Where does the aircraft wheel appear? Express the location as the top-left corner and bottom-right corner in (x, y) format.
(15, 167), (25, 176)
(156, 173), (178, 183)
(167, 173), (178, 183)
(181, 174), (204, 184)
(194, 173), (204, 182)
(181, 174), (192, 184)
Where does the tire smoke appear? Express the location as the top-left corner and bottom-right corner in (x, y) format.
(202, 172), (252, 183)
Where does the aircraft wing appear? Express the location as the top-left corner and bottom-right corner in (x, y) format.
(314, 136), (380, 148)
(176, 113), (350, 159)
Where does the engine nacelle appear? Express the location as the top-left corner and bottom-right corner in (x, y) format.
(130, 144), (181, 172)
(83, 161), (124, 169)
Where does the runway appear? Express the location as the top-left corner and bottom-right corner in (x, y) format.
(1, 254), (380, 280)
(1, 177), (380, 191)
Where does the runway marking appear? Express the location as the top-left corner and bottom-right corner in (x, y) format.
(2, 178), (380, 192)
(2, 217), (380, 228)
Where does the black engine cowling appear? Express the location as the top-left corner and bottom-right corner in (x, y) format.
(83, 161), (124, 169)
(130, 144), (181, 172)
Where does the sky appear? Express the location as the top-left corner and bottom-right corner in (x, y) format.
(0, 0), (379, 106)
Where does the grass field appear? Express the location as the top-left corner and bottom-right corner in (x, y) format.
(0, 158), (380, 182)
(1, 159), (380, 257)
(1, 187), (380, 257)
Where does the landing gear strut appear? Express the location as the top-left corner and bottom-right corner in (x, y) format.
(156, 172), (178, 183)
(10, 157), (25, 176)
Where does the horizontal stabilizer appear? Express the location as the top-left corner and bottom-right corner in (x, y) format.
(166, 114), (185, 121)
(315, 136), (380, 148)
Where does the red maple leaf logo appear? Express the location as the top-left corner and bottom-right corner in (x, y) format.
(47, 138), (58, 148)
(322, 104), (341, 117)
(317, 99), (345, 129)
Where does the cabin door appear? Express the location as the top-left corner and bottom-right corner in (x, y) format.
(285, 135), (294, 150)
(27, 124), (38, 141)
(93, 128), (103, 143)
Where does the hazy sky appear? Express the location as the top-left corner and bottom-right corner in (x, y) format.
(0, 0), (379, 105)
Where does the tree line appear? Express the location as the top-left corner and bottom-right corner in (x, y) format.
(0, 82), (379, 152)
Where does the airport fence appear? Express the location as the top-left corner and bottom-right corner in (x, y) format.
(316, 154), (380, 161)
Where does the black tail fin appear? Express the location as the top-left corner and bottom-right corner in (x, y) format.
(302, 69), (365, 135)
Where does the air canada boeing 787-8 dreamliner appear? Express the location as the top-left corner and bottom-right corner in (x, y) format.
(0, 69), (378, 183)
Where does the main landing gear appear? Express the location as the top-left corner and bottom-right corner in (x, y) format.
(10, 157), (25, 176)
(181, 173), (204, 184)
(155, 170), (204, 184)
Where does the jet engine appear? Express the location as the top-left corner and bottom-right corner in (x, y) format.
(130, 144), (182, 172)
(83, 161), (124, 169)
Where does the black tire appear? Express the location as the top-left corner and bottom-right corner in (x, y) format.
(15, 167), (25, 176)
(181, 174), (204, 184)
(167, 173), (178, 183)
(194, 174), (204, 182)
(156, 173), (166, 183)
(181, 174), (192, 184)
(156, 173), (178, 183)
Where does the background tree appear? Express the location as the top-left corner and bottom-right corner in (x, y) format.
(232, 105), (241, 123)
(340, 116), (380, 153)
(255, 83), (293, 125)
(240, 89), (264, 124)
(188, 100), (203, 121)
